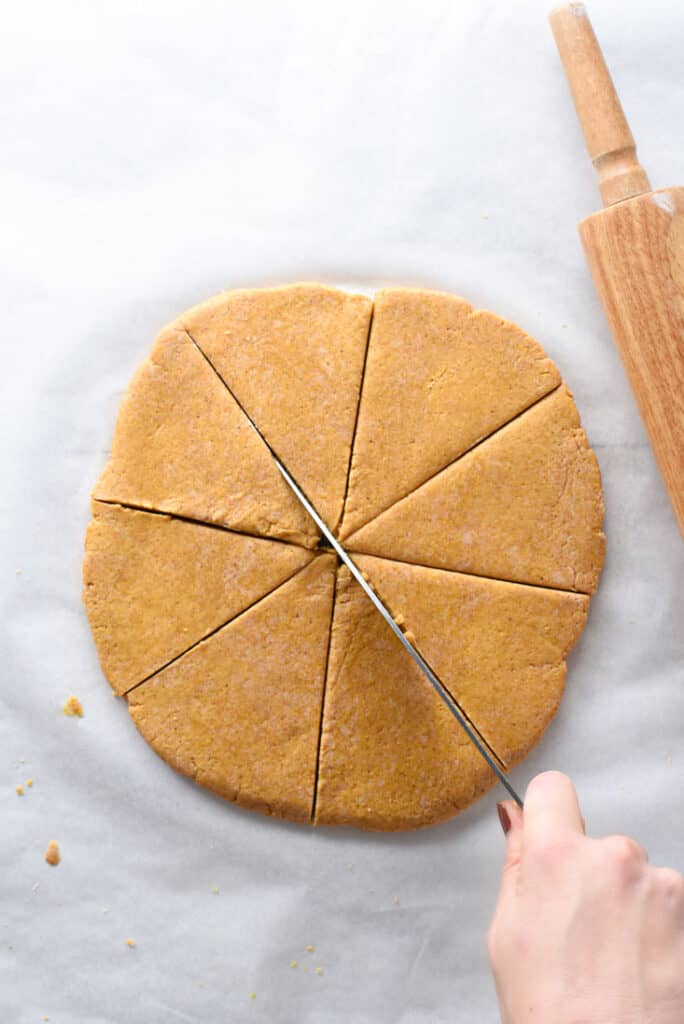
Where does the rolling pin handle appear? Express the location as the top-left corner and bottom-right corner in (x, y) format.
(549, 4), (651, 206)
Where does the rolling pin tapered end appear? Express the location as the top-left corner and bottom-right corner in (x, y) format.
(549, 3), (650, 206)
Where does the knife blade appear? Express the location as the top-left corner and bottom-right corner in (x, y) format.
(273, 455), (524, 809)
(205, 334), (526, 809)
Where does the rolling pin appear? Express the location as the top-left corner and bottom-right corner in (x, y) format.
(550, 3), (684, 536)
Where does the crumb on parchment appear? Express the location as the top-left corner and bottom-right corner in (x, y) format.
(44, 840), (60, 866)
(315, 967), (323, 975)
(126, 938), (136, 948)
(16, 785), (23, 796)
(250, 992), (256, 1000)
(26, 778), (33, 787)
(289, 960), (298, 968)
(63, 695), (84, 717)
(210, 885), (219, 894)
(305, 945), (314, 952)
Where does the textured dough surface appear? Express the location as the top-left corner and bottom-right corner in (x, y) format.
(83, 501), (312, 695)
(85, 284), (606, 831)
(128, 555), (336, 822)
(354, 554), (589, 767)
(180, 284), (372, 532)
(94, 326), (318, 546)
(314, 566), (496, 830)
(345, 386), (605, 593)
(341, 289), (560, 537)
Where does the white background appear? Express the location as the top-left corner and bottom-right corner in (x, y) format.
(1, 1), (682, 1021)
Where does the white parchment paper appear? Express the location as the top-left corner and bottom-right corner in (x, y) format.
(2, 1), (683, 1021)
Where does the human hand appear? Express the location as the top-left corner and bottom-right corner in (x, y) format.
(488, 771), (684, 1024)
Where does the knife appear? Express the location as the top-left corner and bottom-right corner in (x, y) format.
(271, 453), (524, 809)
(204, 355), (526, 809)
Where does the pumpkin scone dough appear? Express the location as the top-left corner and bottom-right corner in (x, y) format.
(128, 555), (336, 822)
(340, 289), (561, 537)
(353, 554), (589, 768)
(83, 501), (312, 695)
(94, 325), (318, 547)
(181, 284), (372, 531)
(85, 283), (606, 831)
(345, 385), (605, 593)
(314, 566), (497, 830)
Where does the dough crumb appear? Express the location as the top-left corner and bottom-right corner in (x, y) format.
(394, 613), (405, 627)
(289, 960), (298, 968)
(393, 895), (399, 905)
(26, 778), (34, 788)
(126, 938), (136, 948)
(63, 695), (84, 717)
(305, 944), (314, 953)
(404, 630), (416, 645)
(44, 840), (60, 866)
(250, 992), (256, 1000)
(210, 885), (219, 894)
(315, 967), (323, 975)
(16, 785), (24, 797)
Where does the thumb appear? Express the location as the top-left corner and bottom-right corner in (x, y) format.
(496, 801), (524, 900)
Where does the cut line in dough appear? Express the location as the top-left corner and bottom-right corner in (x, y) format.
(344, 385), (605, 594)
(340, 288), (561, 537)
(128, 555), (336, 822)
(84, 500), (314, 696)
(94, 325), (318, 547)
(310, 562), (341, 822)
(180, 283), (373, 533)
(94, 498), (312, 552)
(314, 566), (496, 831)
(352, 553), (590, 771)
(336, 305), (375, 534)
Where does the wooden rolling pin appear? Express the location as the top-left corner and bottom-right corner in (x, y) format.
(550, 3), (684, 536)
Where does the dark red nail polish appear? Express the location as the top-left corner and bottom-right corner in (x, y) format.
(497, 802), (511, 835)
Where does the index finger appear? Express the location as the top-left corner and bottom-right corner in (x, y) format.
(523, 771), (585, 839)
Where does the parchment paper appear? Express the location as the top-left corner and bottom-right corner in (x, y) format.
(2, 1), (682, 1021)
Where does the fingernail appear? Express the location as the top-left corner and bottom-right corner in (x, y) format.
(496, 802), (511, 836)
